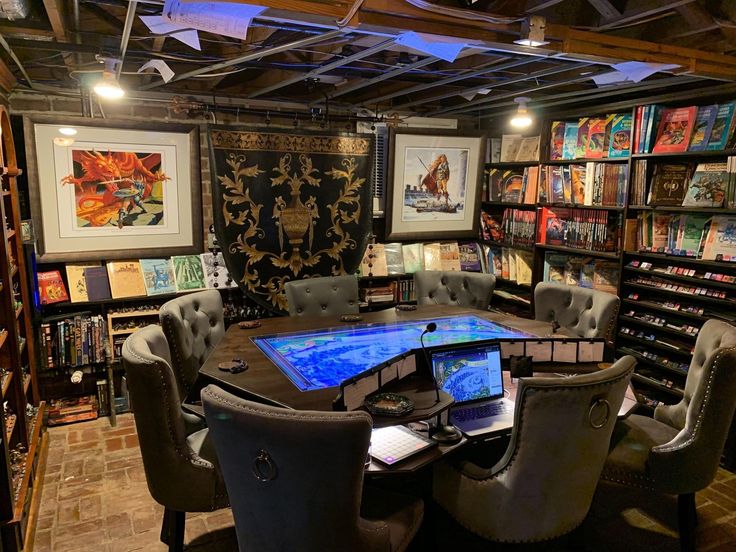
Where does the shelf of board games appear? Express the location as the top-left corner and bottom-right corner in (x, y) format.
(0, 106), (44, 552)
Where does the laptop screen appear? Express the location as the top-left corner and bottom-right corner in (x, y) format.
(430, 342), (503, 405)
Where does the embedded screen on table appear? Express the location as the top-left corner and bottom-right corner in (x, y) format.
(251, 315), (530, 392)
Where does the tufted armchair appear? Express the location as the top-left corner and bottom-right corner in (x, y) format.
(433, 356), (635, 543)
(601, 319), (736, 551)
(285, 275), (360, 317)
(202, 384), (424, 552)
(534, 282), (619, 341)
(159, 290), (225, 400)
(414, 270), (496, 310)
(122, 326), (229, 552)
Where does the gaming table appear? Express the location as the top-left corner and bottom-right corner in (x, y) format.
(197, 305), (569, 413)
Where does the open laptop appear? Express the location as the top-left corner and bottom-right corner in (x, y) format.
(429, 341), (514, 438)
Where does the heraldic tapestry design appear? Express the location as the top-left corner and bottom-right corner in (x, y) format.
(210, 129), (373, 313)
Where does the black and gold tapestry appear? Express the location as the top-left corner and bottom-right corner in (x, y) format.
(209, 128), (373, 313)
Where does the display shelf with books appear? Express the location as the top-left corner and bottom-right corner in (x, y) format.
(0, 106), (44, 552)
(536, 244), (620, 260)
(544, 158), (629, 165)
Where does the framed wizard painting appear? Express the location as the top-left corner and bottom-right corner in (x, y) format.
(386, 130), (485, 240)
(24, 117), (202, 261)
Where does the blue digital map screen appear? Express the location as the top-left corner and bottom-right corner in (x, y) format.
(432, 345), (503, 403)
(251, 315), (532, 391)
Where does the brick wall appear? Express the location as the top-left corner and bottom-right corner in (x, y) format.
(8, 92), (333, 248)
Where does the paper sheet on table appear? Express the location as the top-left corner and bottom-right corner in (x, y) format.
(139, 15), (201, 50)
(592, 61), (680, 86)
(395, 32), (467, 63)
(164, 0), (265, 40)
(553, 341), (578, 363)
(500, 341), (525, 359)
(137, 60), (175, 83)
(397, 354), (416, 379)
(526, 341), (552, 363)
(578, 341), (605, 363)
(380, 363), (398, 385)
(343, 372), (379, 411)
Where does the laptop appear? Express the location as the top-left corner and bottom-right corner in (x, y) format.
(429, 341), (514, 438)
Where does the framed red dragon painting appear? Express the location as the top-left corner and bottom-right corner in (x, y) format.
(24, 117), (202, 262)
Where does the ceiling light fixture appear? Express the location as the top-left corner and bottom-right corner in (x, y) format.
(93, 57), (125, 100)
(514, 15), (549, 47)
(510, 97), (532, 128)
(53, 137), (75, 147)
(58, 127), (77, 136)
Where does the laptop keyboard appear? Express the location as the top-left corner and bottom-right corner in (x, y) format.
(453, 401), (513, 423)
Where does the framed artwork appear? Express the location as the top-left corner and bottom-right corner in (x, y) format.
(386, 130), (485, 240)
(24, 116), (202, 261)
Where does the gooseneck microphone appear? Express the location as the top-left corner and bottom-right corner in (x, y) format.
(419, 322), (463, 445)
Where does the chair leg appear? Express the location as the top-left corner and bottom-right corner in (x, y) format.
(678, 493), (697, 552)
(160, 508), (186, 552)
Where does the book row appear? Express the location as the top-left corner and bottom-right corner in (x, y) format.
(39, 315), (107, 370)
(550, 114), (631, 160)
(37, 252), (236, 305)
(494, 134), (541, 163)
(632, 160), (736, 208)
(480, 209), (536, 248)
(538, 208), (621, 253)
(634, 213), (736, 261)
(358, 241), (483, 277)
(543, 253), (619, 295)
(635, 102), (736, 154)
(360, 280), (416, 304)
(483, 247), (533, 286)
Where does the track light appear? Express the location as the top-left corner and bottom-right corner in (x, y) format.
(514, 15), (549, 47)
(510, 97), (532, 128)
(93, 58), (124, 100)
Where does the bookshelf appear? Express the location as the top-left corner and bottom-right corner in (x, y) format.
(0, 106), (44, 552)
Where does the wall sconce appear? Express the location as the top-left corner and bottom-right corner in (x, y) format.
(93, 57), (125, 100)
(510, 97), (532, 128)
(514, 15), (549, 47)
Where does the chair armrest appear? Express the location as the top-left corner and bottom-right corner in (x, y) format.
(452, 459), (497, 480)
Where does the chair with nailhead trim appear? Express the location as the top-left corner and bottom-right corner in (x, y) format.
(159, 290), (225, 400)
(202, 384), (424, 552)
(601, 319), (736, 552)
(122, 326), (229, 552)
(414, 270), (496, 310)
(285, 275), (360, 317)
(533, 281), (619, 341)
(433, 356), (635, 544)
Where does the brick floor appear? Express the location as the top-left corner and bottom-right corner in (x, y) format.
(30, 414), (736, 551)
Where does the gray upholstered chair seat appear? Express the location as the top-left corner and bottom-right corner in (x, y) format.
(184, 428), (221, 468)
(285, 275), (360, 317)
(534, 281), (619, 341)
(202, 385), (423, 552)
(433, 357), (635, 543)
(414, 270), (496, 310)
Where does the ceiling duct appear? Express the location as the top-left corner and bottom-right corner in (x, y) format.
(0, 0), (29, 20)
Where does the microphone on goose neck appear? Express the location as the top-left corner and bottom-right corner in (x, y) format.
(420, 323), (438, 402)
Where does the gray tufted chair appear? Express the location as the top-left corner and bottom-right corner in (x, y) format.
(433, 356), (635, 544)
(122, 326), (229, 552)
(159, 289), (225, 399)
(202, 385), (424, 552)
(534, 281), (619, 342)
(414, 270), (496, 310)
(601, 319), (736, 551)
(285, 275), (360, 317)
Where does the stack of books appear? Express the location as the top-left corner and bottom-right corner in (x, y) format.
(539, 162), (627, 206)
(47, 396), (99, 426)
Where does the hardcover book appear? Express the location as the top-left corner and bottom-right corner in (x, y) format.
(688, 104), (718, 151)
(651, 214), (672, 251)
(65, 263), (99, 303)
(543, 253), (567, 283)
(707, 102), (736, 150)
(201, 252), (236, 289)
(486, 247), (502, 275)
(500, 134), (522, 162)
(575, 117), (590, 159)
(702, 216), (736, 261)
(678, 215), (710, 254)
(652, 106), (697, 153)
(139, 258), (177, 295)
(423, 242), (443, 271)
(515, 250), (533, 285)
(83, 266), (111, 302)
(549, 122), (565, 160)
(359, 243), (387, 277)
(562, 123), (578, 159)
(592, 261), (618, 294)
(488, 168), (503, 202)
(585, 117), (608, 158)
(439, 242), (461, 272)
(38, 270), (69, 305)
(171, 255), (207, 292)
(607, 114), (632, 158)
(401, 243), (423, 273)
(459, 242), (482, 272)
(570, 164), (586, 204)
(107, 261), (147, 299)
(384, 243), (406, 275)
(682, 162), (728, 207)
(516, 136), (540, 162)
(501, 171), (524, 203)
(648, 164), (691, 206)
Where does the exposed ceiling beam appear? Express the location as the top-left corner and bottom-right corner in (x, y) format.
(247, 37), (395, 98)
(42, 0), (76, 72)
(0, 34), (33, 89)
(0, 25), (55, 40)
(117, 0), (138, 79)
(0, 57), (16, 93)
(325, 55), (440, 100)
(140, 29), (343, 91)
(366, 57), (536, 106)
(401, 61), (590, 112)
(595, 0), (695, 31)
(586, 0), (620, 20)
(526, 0), (567, 13)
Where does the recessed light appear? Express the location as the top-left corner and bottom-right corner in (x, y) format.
(58, 127), (77, 136)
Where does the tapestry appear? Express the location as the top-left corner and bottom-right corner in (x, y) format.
(209, 128), (373, 313)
